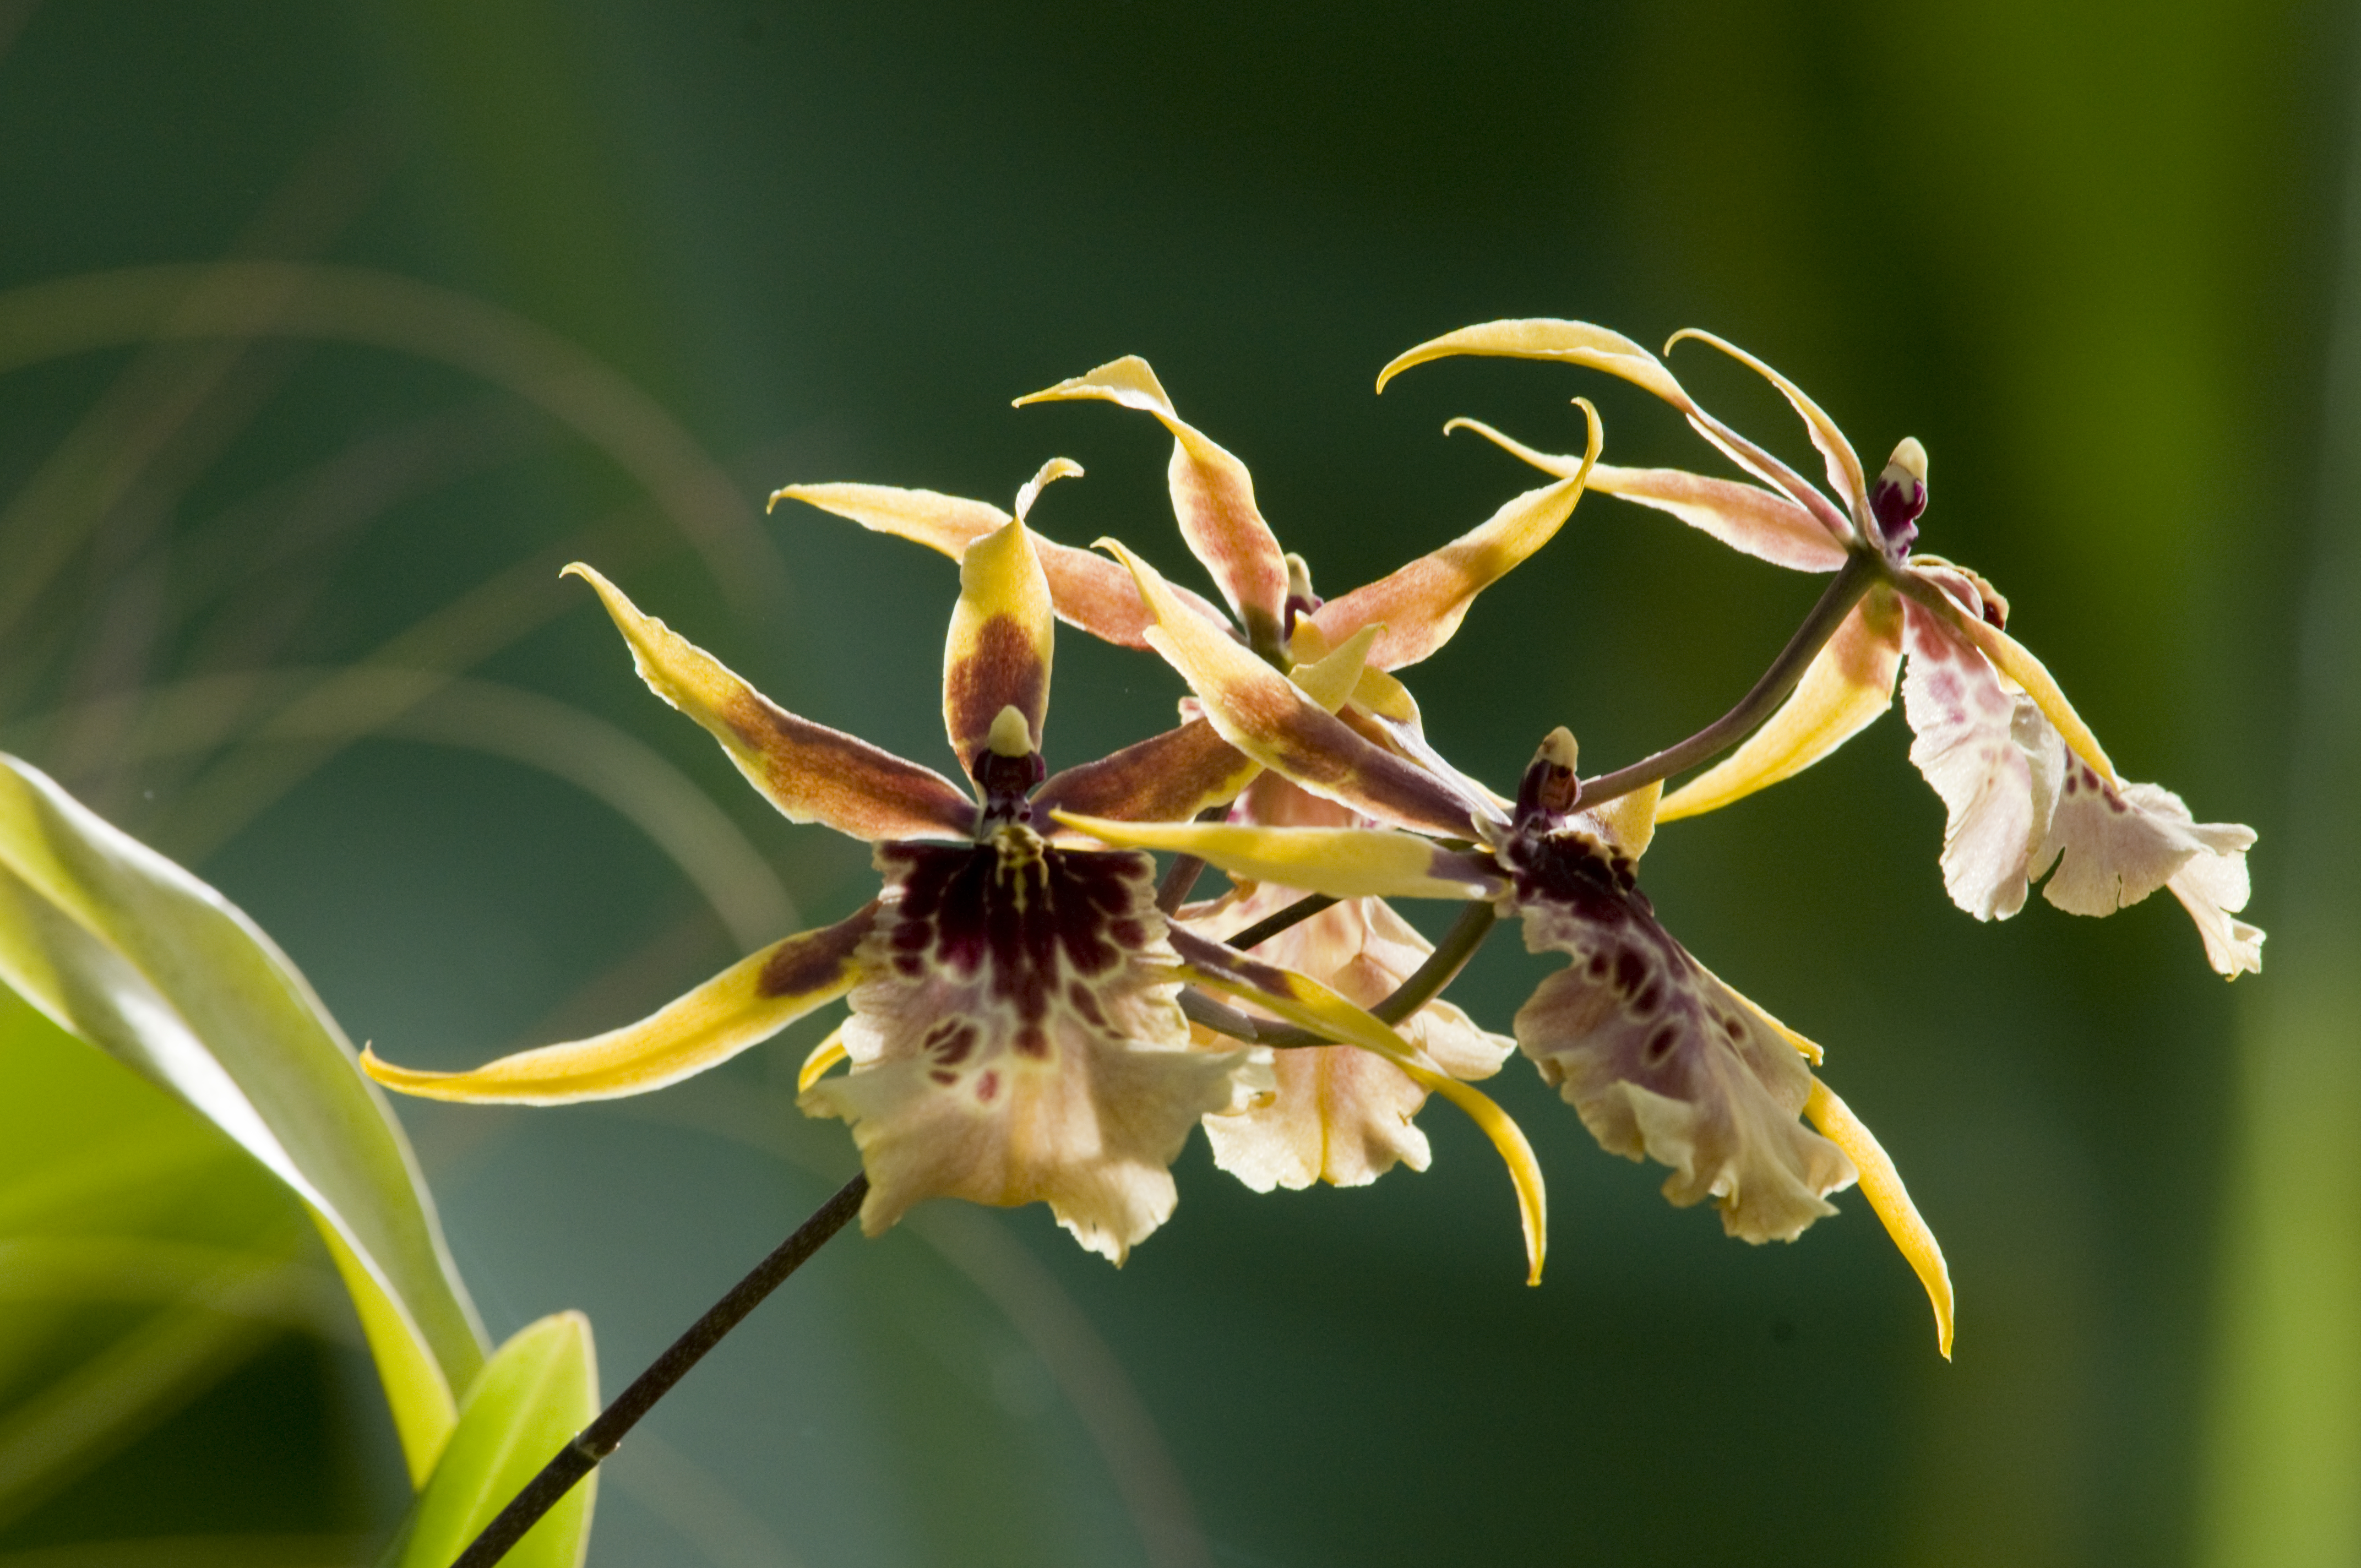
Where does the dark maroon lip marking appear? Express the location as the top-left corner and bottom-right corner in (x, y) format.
(873, 833), (1161, 1056)
(1870, 471), (1925, 559)
(970, 746), (1047, 826)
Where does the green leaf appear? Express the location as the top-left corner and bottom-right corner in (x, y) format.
(385, 1312), (600, 1568)
(0, 753), (487, 1483)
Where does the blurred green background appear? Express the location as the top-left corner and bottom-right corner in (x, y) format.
(0, 0), (2352, 1563)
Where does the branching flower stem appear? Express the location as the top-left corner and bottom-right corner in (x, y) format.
(1576, 551), (1883, 811)
(450, 1173), (871, 1568)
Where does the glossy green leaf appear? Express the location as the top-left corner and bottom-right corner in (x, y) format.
(0, 753), (487, 1484)
(384, 1312), (600, 1568)
(0, 992), (328, 1528)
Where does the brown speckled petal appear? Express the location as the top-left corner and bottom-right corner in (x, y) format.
(567, 563), (976, 841)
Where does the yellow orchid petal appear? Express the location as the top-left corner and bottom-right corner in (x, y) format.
(1441, 418), (1848, 574)
(1097, 538), (1483, 837)
(1012, 456), (1084, 521)
(1033, 718), (1261, 830)
(1348, 662), (1421, 727)
(564, 564), (977, 841)
(1310, 402), (1600, 671)
(1589, 780), (1663, 865)
(1168, 930), (1546, 1284)
(1053, 812), (1502, 901)
(1378, 318), (1688, 402)
(943, 519), (1055, 769)
(363, 908), (876, 1103)
(1018, 356), (1291, 654)
(1290, 623), (1381, 712)
(1659, 590), (1907, 823)
(1378, 318), (1857, 546)
(773, 481), (1230, 652)
(1666, 328), (1872, 526)
(1806, 1080), (1956, 1359)
(797, 1023), (850, 1091)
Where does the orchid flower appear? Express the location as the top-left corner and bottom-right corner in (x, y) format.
(773, 358), (1601, 1195)
(361, 462), (1284, 1264)
(1058, 542), (1955, 1354)
(1377, 320), (2261, 977)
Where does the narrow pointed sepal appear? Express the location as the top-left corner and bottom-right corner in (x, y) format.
(1310, 403), (1600, 671)
(1019, 357), (1291, 652)
(565, 563), (977, 840)
(944, 519), (1055, 767)
(1054, 812), (1502, 902)
(1443, 417), (1848, 573)
(1666, 328), (1872, 525)
(1378, 318), (1857, 546)
(1659, 590), (1906, 823)
(1805, 1080), (1955, 1358)
(1168, 929), (1546, 1283)
(773, 481), (1231, 651)
(1098, 539), (1484, 837)
(362, 908), (877, 1103)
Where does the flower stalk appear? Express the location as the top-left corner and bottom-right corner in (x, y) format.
(450, 1173), (870, 1568)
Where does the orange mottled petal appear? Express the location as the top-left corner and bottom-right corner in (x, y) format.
(1018, 357), (1290, 654)
(1659, 590), (1906, 823)
(943, 519), (1054, 768)
(1033, 718), (1259, 829)
(1098, 540), (1483, 837)
(1312, 403), (1598, 671)
(565, 564), (977, 840)
(363, 907), (875, 1103)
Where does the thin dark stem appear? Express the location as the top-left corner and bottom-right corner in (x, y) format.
(1226, 892), (1338, 952)
(450, 1172), (869, 1568)
(1577, 552), (1884, 811)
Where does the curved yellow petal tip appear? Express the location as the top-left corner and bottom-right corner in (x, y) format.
(1014, 457), (1084, 521)
(1807, 1080), (1955, 1358)
(797, 1026), (850, 1092)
